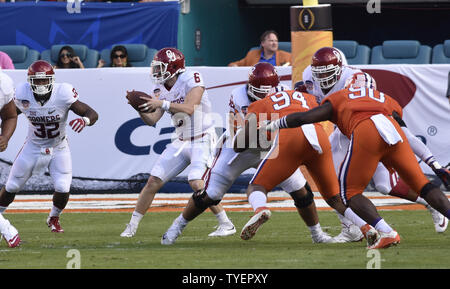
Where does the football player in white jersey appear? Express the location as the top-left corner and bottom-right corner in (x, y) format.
(0, 70), (20, 247)
(298, 47), (448, 239)
(120, 48), (235, 239)
(160, 62), (335, 245)
(0, 60), (98, 242)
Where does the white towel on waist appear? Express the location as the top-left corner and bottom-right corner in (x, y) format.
(370, 114), (403, 145)
(301, 124), (323, 154)
(32, 147), (53, 176)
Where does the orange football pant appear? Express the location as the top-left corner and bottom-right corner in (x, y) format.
(250, 124), (339, 200)
(338, 118), (429, 204)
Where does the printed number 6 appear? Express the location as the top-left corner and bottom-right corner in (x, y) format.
(194, 73), (201, 83)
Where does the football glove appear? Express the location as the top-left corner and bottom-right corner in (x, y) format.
(428, 159), (450, 187)
(69, 117), (90, 133)
(433, 167), (450, 188)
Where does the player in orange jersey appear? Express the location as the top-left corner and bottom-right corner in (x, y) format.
(262, 85), (450, 249)
(233, 89), (379, 246)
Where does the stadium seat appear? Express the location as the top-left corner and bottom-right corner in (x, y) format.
(432, 40), (450, 64)
(99, 44), (157, 67)
(278, 42), (291, 53)
(40, 44), (99, 68)
(333, 40), (370, 64)
(370, 40), (432, 64)
(0, 45), (40, 69)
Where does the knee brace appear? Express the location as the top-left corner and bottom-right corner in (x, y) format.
(289, 185), (314, 209)
(192, 189), (220, 211)
(420, 182), (438, 199)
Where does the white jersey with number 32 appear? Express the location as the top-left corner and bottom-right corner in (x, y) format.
(15, 82), (78, 147)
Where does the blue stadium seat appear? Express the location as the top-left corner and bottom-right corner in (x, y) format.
(0, 45), (40, 69)
(99, 44), (157, 67)
(278, 42), (291, 53)
(432, 40), (450, 64)
(333, 40), (370, 64)
(40, 44), (99, 68)
(370, 40), (431, 64)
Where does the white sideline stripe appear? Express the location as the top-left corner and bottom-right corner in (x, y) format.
(7, 191), (449, 211)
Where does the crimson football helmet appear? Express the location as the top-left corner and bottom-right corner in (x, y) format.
(151, 47), (186, 84)
(311, 47), (344, 90)
(247, 62), (280, 101)
(27, 60), (55, 97)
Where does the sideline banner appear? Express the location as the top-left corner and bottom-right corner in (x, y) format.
(0, 2), (179, 52)
(2, 65), (449, 193)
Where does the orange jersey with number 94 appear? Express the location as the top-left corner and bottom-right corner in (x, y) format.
(247, 90), (340, 200)
(247, 90), (319, 121)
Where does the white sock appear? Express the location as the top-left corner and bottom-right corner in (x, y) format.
(215, 210), (231, 225)
(176, 214), (189, 227)
(0, 214), (10, 234)
(130, 210), (144, 226)
(343, 208), (367, 228)
(0, 206), (7, 214)
(49, 205), (63, 217)
(248, 191), (267, 211)
(308, 223), (323, 235)
(374, 218), (393, 233)
(415, 196), (428, 206)
(335, 210), (354, 227)
(172, 214), (189, 232)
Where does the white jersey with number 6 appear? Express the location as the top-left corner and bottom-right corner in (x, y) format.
(15, 82), (78, 147)
(156, 70), (213, 139)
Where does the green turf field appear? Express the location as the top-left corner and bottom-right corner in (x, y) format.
(0, 211), (449, 269)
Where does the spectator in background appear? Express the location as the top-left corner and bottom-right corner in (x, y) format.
(228, 30), (291, 67)
(54, 46), (84, 69)
(97, 45), (132, 68)
(0, 51), (15, 70)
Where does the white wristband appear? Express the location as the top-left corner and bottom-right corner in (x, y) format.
(161, 100), (171, 112)
(82, 116), (91, 126)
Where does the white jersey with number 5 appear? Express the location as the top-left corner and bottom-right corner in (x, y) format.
(15, 82), (78, 147)
(156, 70), (213, 139)
(0, 71), (14, 109)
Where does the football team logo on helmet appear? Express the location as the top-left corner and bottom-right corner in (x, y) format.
(247, 62), (280, 101)
(311, 47), (344, 90)
(151, 47), (186, 84)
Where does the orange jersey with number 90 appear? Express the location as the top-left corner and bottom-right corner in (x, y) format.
(321, 87), (403, 138)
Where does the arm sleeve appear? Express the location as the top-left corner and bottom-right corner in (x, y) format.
(401, 126), (434, 163)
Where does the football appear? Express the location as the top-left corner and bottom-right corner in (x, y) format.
(126, 90), (153, 112)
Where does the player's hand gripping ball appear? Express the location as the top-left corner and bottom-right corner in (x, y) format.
(126, 90), (155, 113)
